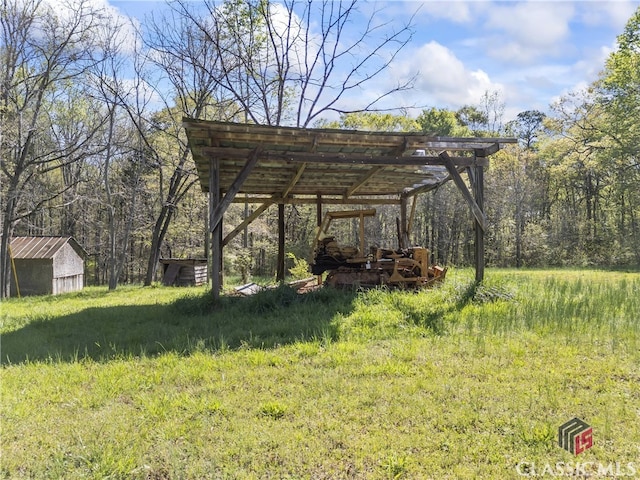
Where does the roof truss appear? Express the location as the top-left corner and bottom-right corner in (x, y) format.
(184, 119), (517, 297)
(184, 119), (516, 204)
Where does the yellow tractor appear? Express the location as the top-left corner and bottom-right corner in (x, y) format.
(310, 209), (446, 289)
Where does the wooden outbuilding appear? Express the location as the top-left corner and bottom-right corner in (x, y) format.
(183, 120), (516, 299)
(8, 236), (87, 297)
(159, 258), (208, 286)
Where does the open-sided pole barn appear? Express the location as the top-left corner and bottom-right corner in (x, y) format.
(183, 119), (516, 299)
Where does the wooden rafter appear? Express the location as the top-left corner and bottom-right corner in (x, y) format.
(345, 166), (384, 198)
(282, 164), (306, 199)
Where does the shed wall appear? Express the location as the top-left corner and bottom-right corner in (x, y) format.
(52, 274), (84, 295)
(11, 259), (54, 296)
(161, 261), (208, 286)
(53, 243), (84, 278)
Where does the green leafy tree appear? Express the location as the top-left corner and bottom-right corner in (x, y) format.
(543, 91), (614, 264)
(505, 110), (547, 151)
(417, 107), (470, 136)
(595, 7), (640, 264)
(318, 112), (419, 132)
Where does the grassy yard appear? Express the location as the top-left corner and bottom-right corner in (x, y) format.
(1, 269), (639, 479)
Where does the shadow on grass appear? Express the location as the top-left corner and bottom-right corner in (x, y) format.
(1, 286), (357, 365)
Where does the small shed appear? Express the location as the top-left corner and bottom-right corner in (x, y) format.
(159, 259), (208, 286)
(9, 236), (87, 297)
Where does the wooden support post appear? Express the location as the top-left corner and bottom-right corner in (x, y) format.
(209, 157), (222, 300)
(243, 194), (249, 248)
(316, 195), (322, 285)
(277, 203), (285, 283)
(400, 196), (409, 248)
(359, 211), (366, 255)
(204, 199), (209, 261)
(472, 163), (485, 283)
(217, 216), (223, 289)
(408, 196), (417, 244)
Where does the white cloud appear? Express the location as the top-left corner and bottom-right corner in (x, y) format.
(348, 40), (504, 116)
(399, 41), (503, 108)
(483, 2), (575, 64)
(572, 44), (613, 81)
(268, 2), (320, 75)
(579, 1), (639, 30)
(413, 1), (475, 23)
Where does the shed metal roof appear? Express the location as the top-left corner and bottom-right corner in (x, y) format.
(9, 237), (87, 260)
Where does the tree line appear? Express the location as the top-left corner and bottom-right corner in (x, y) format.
(1, 0), (638, 296)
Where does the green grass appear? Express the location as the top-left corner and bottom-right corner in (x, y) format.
(1, 269), (639, 479)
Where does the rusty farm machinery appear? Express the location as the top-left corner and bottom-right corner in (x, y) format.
(309, 209), (446, 289)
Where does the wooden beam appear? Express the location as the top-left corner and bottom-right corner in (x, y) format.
(230, 196), (403, 205)
(199, 146), (488, 167)
(209, 157), (221, 301)
(282, 163), (307, 198)
(472, 164), (485, 282)
(345, 166), (384, 198)
(209, 147), (261, 232)
(222, 198), (276, 247)
(440, 151), (486, 231)
(476, 143), (500, 157)
(277, 203), (285, 283)
(402, 176), (450, 198)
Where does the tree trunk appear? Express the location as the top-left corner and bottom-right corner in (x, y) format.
(144, 206), (174, 286)
(0, 176), (20, 298)
(1, 211), (17, 298)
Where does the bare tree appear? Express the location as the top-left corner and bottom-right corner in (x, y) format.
(84, 13), (150, 290)
(179, 0), (417, 127)
(134, 0), (416, 286)
(137, 6), (244, 285)
(0, 0), (108, 298)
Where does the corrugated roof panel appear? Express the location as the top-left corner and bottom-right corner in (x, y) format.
(9, 237), (72, 259)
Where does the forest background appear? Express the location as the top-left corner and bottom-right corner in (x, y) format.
(2, 0), (639, 297)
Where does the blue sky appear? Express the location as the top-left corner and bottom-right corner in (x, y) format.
(109, 0), (640, 122)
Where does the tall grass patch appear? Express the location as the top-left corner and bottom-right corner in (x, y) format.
(2, 269), (639, 478)
(454, 270), (640, 346)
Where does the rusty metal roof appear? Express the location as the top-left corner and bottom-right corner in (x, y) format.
(184, 119), (517, 204)
(9, 236), (86, 259)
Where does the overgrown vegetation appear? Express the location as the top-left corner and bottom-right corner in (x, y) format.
(1, 269), (638, 478)
(3, 0), (639, 296)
